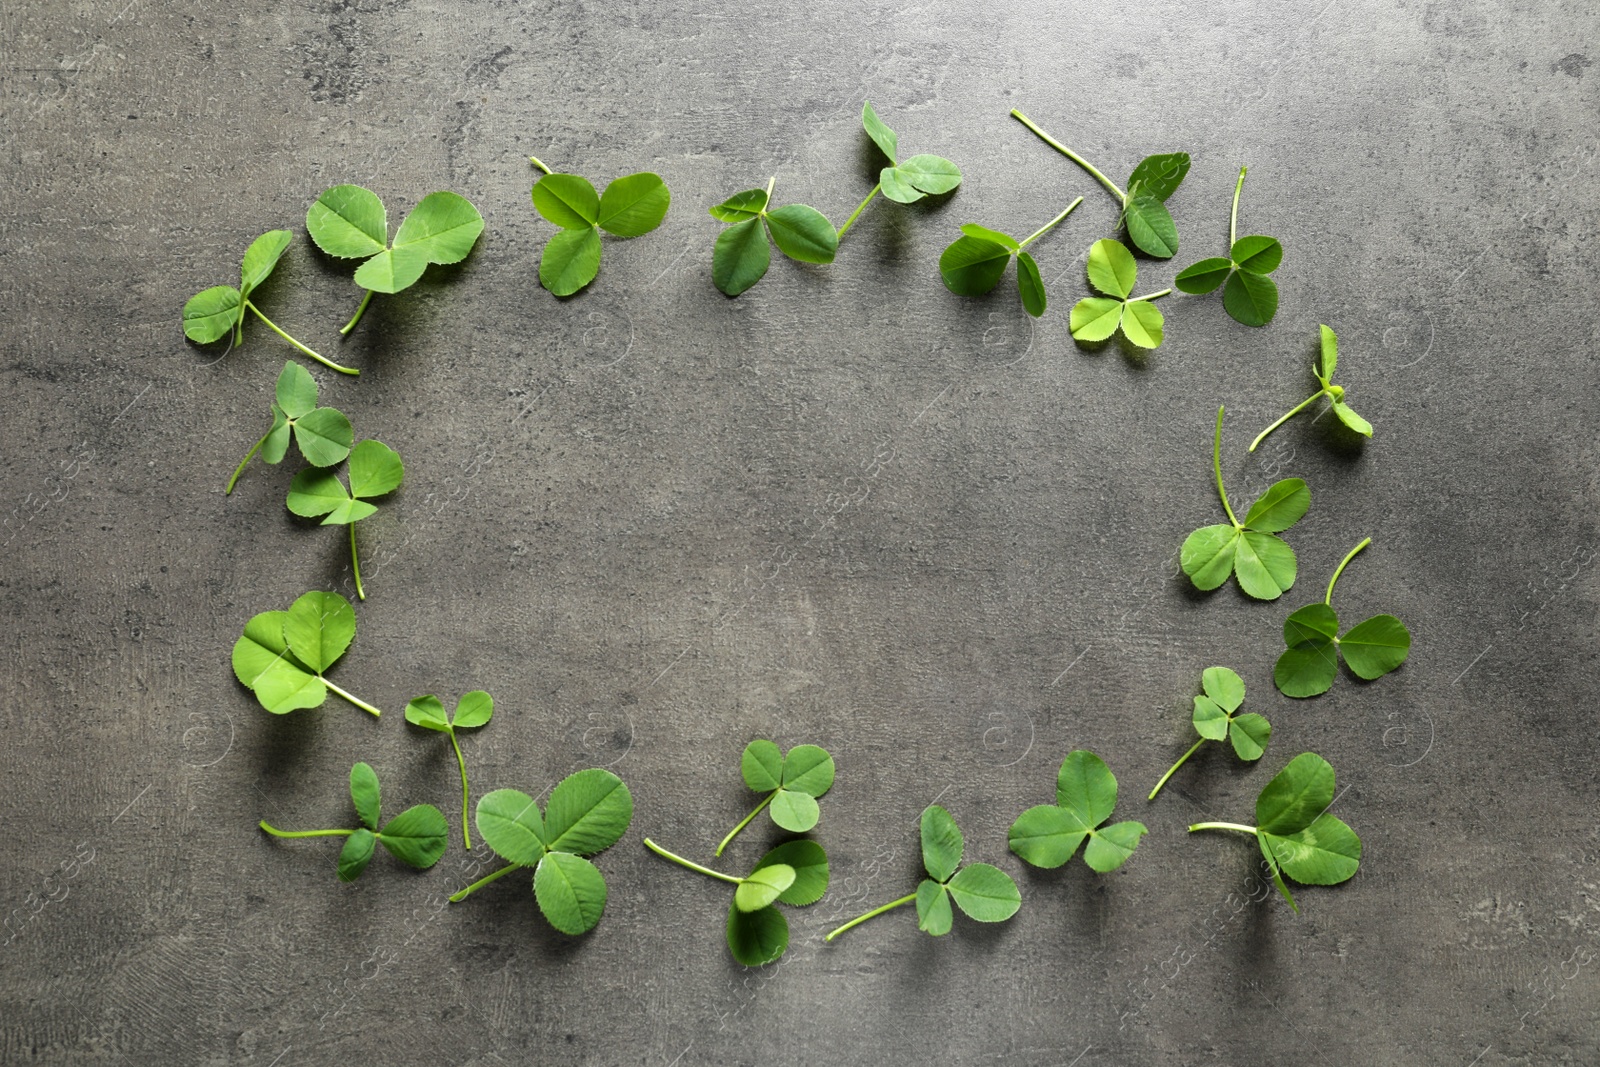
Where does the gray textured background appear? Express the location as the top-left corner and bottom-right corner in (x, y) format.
(3, 0), (1598, 1064)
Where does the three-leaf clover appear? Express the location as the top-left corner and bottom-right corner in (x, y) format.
(183, 230), (358, 376)
(285, 438), (404, 600)
(1011, 109), (1189, 258)
(258, 761), (448, 881)
(1181, 405), (1310, 600)
(1250, 325), (1373, 451)
(826, 804), (1020, 942)
(709, 177), (838, 296)
(232, 589), (383, 717)
(1069, 238), (1173, 348)
(528, 158), (670, 297)
(715, 741), (835, 855)
(1189, 752), (1361, 912)
(939, 198), (1083, 317)
(306, 185), (485, 334)
(645, 838), (829, 965)
(837, 101), (963, 238)
(226, 362), (352, 494)
(1175, 166), (1284, 326)
(405, 691), (494, 849)
(1009, 750), (1148, 871)
(1148, 668), (1271, 800)
(1275, 537), (1412, 698)
(450, 769), (634, 936)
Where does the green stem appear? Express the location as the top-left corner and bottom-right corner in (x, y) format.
(528, 155), (552, 175)
(244, 302), (360, 376)
(339, 290), (375, 336)
(450, 729), (472, 850)
(322, 678), (381, 718)
(1017, 196), (1085, 250)
(824, 892), (918, 942)
(1230, 166), (1247, 249)
(835, 184), (880, 241)
(643, 838), (742, 884)
(1248, 390), (1328, 453)
(1130, 288), (1172, 302)
(1149, 738), (1206, 801)
(1188, 821), (1259, 836)
(1325, 537), (1373, 607)
(350, 522), (366, 601)
(1212, 405), (1241, 528)
(225, 432), (268, 495)
(714, 793), (775, 857)
(449, 861), (524, 903)
(1009, 108), (1126, 203)
(259, 821), (352, 839)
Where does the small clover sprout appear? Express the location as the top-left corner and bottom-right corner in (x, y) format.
(405, 691), (494, 849)
(1250, 325), (1373, 451)
(183, 230), (358, 376)
(645, 838), (829, 965)
(1274, 537), (1413, 698)
(1175, 166), (1284, 327)
(259, 761), (448, 881)
(1069, 238), (1173, 348)
(226, 362), (352, 494)
(709, 177), (838, 296)
(232, 590), (383, 717)
(1011, 109), (1189, 258)
(307, 185), (485, 334)
(1189, 752), (1361, 912)
(528, 158), (670, 297)
(826, 804), (1020, 942)
(715, 741), (835, 856)
(1181, 405), (1310, 600)
(1009, 750), (1148, 871)
(939, 198), (1083, 317)
(1148, 668), (1271, 801)
(836, 101), (963, 239)
(450, 770), (634, 935)
(285, 439), (404, 600)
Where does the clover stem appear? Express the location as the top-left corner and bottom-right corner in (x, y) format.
(1009, 109), (1127, 203)
(1017, 196), (1085, 250)
(225, 432), (269, 495)
(1230, 166), (1247, 249)
(449, 862), (524, 903)
(450, 729), (472, 850)
(258, 821), (352, 839)
(350, 523), (366, 601)
(528, 155), (552, 175)
(824, 893), (918, 942)
(1212, 405), (1241, 528)
(339, 290), (375, 335)
(1187, 821), (1259, 835)
(835, 183), (880, 241)
(643, 838), (742, 884)
(714, 792), (775, 857)
(321, 678), (381, 718)
(1148, 738), (1206, 801)
(244, 302), (360, 376)
(1129, 288), (1172, 302)
(1248, 390), (1327, 452)
(1325, 537), (1373, 607)
(766, 175), (776, 201)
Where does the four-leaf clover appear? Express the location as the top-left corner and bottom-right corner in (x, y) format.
(1009, 750), (1148, 871)
(1181, 405), (1310, 600)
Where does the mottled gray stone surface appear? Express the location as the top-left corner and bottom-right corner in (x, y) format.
(3, 1), (1598, 1064)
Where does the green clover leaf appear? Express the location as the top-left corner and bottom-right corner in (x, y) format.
(1069, 239), (1173, 349)
(231, 590), (382, 717)
(1149, 667), (1272, 800)
(1174, 167), (1284, 326)
(259, 761), (447, 881)
(529, 164), (670, 297)
(405, 690), (494, 850)
(715, 740), (836, 854)
(1009, 750), (1148, 872)
(1250, 325), (1375, 451)
(1275, 538), (1413, 697)
(225, 362), (353, 494)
